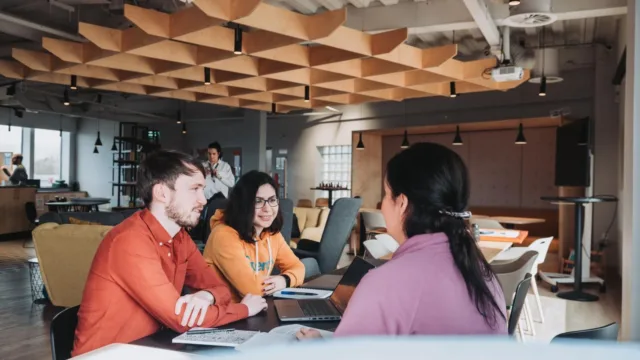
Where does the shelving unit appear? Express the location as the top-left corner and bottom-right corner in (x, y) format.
(111, 122), (161, 209)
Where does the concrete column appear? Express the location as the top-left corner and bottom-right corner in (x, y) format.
(242, 110), (267, 172)
(592, 45), (620, 268)
(621, 0), (640, 341)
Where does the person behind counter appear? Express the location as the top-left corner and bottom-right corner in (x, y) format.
(1, 154), (28, 185)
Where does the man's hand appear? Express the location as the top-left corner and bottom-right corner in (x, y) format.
(240, 294), (268, 316)
(296, 328), (322, 340)
(262, 276), (287, 295)
(174, 290), (215, 327)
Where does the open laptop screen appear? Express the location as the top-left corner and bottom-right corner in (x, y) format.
(329, 257), (375, 314)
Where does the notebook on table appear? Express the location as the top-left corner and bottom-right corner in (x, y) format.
(172, 329), (258, 347)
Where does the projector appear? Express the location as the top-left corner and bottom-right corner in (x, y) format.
(491, 66), (524, 82)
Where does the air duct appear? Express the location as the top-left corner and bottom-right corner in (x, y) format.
(503, 0), (557, 28)
(529, 47), (563, 84)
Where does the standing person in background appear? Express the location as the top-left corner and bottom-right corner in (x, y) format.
(1, 154), (28, 185)
(203, 142), (235, 200)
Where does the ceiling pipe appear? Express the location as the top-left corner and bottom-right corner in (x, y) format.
(0, 11), (85, 42)
(502, 25), (511, 64)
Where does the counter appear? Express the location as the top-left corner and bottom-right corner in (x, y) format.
(0, 186), (88, 237)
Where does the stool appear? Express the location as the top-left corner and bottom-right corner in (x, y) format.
(27, 257), (47, 304)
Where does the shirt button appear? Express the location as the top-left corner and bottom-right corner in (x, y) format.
(168, 253), (171, 257)
(159, 242), (163, 246)
(168, 240), (173, 244)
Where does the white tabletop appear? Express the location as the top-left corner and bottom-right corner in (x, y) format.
(72, 344), (206, 359)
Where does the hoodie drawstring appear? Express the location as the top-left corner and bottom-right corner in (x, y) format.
(253, 236), (272, 276)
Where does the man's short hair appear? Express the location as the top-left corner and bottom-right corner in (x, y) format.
(137, 150), (205, 208)
(11, 154), (23, 164)
(207, 142), (222, 154)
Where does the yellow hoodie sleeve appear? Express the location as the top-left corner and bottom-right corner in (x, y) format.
(272, 234), (306, 287)
(203, 226), (263, 298)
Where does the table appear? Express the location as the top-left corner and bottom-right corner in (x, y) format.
(540, 196), (617, 302)
(133, 278), (341, 355)
(478, 230), (528, 244)
(309, 187), (349, 209)
(46, 198), (110, 212)
(73, 343), (203, 359)
(477, 241), (513, 263)
(490, 216), (546, 229)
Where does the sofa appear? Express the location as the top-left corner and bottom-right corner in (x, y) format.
(32, 222), (112, 307)
(293, 207), (330, 242)
(31, 210), (141, 307)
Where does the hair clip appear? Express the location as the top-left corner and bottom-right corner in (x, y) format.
(439, 209), (472, 219)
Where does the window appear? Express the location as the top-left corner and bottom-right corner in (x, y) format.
(33, 129), (62, 187)
(0, 124), (23, 155)
(319, 145), (352, 204)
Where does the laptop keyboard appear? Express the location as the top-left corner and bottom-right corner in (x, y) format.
(299, 300), (339, 317)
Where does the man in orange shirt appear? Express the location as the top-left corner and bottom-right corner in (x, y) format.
(72, 150), (267, 356)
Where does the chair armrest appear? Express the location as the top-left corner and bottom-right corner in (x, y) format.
(300, 227), (323, 242)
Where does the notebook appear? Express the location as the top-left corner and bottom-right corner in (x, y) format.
(172, 329), (258, 347)
(236, 325), (333, 352)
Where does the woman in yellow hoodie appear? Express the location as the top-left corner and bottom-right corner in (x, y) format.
(203, 171), (305, 301)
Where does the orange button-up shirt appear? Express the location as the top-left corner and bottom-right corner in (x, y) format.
(72, 209), (248, 356)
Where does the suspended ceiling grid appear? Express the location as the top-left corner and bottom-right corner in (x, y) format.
(0, 0), (529, 113)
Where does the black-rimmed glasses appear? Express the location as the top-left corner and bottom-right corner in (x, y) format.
(255, 197), (279, 209)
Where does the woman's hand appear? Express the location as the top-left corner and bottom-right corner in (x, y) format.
(262, 275), (286, 295)
(295, 328), (322, 340)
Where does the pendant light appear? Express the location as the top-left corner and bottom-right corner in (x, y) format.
(304, 85), (310, 102)
(63, 88), (70, 106)
(271, 103), (277, 114)
(539, 76), (547, 96)
(8, 110), (11, 132)
(110, 122), (118, 151)
(449, 82), (457, 98)
(182, 121), (187, 135)
(204, 67), (211, 85)
(401, 130), (410, 149)
(234, 26), (243, 55)
(452, 125), (463, 145)
(577, 120), (589, 146)
(515, 123), (527, 145)
(356, 132), (365, 150)
(95, 121), (102, 146)
(176, 110), (182, 124)
(70, 75), (77, 90)
(59, 116), (62, 137)
(93, 146), (99, 154)
(508, 0), (521, 5)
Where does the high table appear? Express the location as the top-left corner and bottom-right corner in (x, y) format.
(539, 196), (617, 302)
(46, 198), (110, 212)
(309, 187), (349, 209)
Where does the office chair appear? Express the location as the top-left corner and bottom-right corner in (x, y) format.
(552, 323), (619, 343)
(50, 305), (80, 360)
(23, 201), (38, 248)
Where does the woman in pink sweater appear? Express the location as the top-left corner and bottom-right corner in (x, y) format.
(298, 142), (507, 338)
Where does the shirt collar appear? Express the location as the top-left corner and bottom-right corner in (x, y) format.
(140, 209), (186, 245)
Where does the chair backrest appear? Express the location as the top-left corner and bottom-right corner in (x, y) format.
(50, 305), (80, 360)
(297, 199), (312, 208)
(507, 273), (532, 336)
(491, 250), (538, 305)
(471, 217), (505, 230)
(279, 198), (294, 245)
(317, 197), (362, 274)
(315, 198), (329, 208)
(552, 322), (619, 343)
(363, 239), (391, 259)
(375, 233), (399, 253)
(528, 236), (553, 264)
(204, 197), (228, 240)
(25, 201), (38, 224)
(361, 211), (386, 231)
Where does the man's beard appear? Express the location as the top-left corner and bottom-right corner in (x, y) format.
(166, 198), (201, 228)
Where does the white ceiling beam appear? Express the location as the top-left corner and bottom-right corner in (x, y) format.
(284, 0), (320, 14)
(345, 0), (627, 34)
(461, 0), (501, 50)
(348, 0), (372, 8)
(379, 0), (399, 5)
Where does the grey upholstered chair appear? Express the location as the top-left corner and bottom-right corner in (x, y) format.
(279, 198), (294, 245)
(294, 197), (362, 279)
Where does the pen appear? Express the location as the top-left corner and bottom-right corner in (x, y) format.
(187, 328), (234, 335)
(280, 291), (318, 296)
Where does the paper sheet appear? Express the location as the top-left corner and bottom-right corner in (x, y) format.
(235, 325), (334, 352)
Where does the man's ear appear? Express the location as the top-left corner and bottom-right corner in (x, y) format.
(152, 183), (169, 204)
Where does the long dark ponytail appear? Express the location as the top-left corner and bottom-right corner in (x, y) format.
(386, 142), (505, 328)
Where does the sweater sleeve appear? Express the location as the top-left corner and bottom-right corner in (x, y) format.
(204, 227), (264, 297)
(218, 162), (236, 188)
(273, 234), (305, 287)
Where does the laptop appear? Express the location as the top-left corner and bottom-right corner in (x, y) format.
(274, 257), (376, 322)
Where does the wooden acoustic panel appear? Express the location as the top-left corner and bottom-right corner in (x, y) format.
(0, 1), (530, 113)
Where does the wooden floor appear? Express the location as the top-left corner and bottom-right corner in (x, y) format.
(0, 239), (63, 360)
(0, 238), (622, 359)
